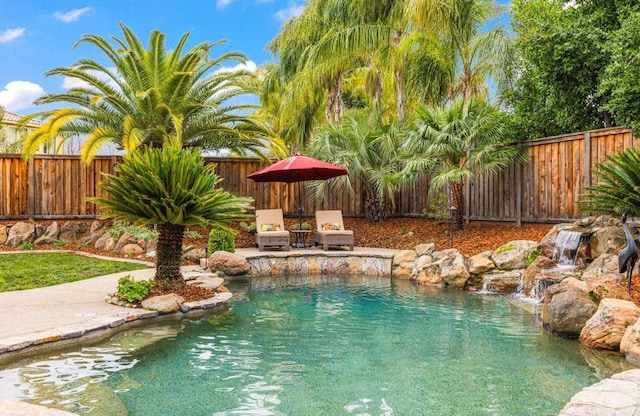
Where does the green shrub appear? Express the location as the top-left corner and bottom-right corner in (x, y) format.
(117, 275), (154, 303)
(106, 222), (158, 242)
(208, 228), (236, 253)
(184, 230), (202, 239)
(290, 221), (312, 230)
(53, 240), (67, 249)
(19, 242), (35, 250)
(526, 250), (539, 267)
(495, 244), (515, 254)
(422, 191), (450, 222)
(240, 221), (257, 234)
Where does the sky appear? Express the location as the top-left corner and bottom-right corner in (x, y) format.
(0, 0), (304, 115)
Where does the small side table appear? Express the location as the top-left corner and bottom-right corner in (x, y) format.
(290, 230), (311, 249)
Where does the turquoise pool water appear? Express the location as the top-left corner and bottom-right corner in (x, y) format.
(0, 275), (633, 415)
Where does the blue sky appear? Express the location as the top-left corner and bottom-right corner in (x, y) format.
(0, 0), (304, 114)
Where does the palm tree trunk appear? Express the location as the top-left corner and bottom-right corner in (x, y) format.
(451, 181), (465, 230)
(155, 223), (185, 290)
(364, 188), (386, 222)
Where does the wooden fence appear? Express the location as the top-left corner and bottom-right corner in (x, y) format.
(0, 127), (636, 223)
(467, 127), (639, 224)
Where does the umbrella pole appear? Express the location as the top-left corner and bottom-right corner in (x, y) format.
(298, 181), (303, 231)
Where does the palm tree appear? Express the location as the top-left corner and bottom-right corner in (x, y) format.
(21, 23), (271, 162)
(308, 114), (404, 221)
(578, 147), (640, 217)
(402, 98), (523, 229)
(91, 147), (252, 290)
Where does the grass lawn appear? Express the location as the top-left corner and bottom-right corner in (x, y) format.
(0, 252), (150, 292)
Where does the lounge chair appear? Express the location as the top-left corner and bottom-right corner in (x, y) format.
(314, 210), (354, 251)
(255, 209), (290, 251)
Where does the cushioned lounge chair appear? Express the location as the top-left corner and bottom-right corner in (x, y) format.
(255, 209), (290, 251)
(314, 210), (354, 251)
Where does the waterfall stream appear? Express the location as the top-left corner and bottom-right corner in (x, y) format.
(552, 230), (583, 267)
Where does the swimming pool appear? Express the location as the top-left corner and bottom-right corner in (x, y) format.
(0, 275), (632, 415)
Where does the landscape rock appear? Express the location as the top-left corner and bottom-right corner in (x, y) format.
(414, 243), (437, 257)
(490, 240), (539, 270)
(621, 320), (640, 365)
(467, 253), (495, 274)
(115, 232), (137, 253)
(183, 247), (206, 263)
(0, 225), (7, 245)
(589, 224), (629, 259)
(412, 255), (443, 286)
(579, 298), (640, 350)
(5, 222), (36, 247)
(521, 255), (560, 297)
(208, 251), (251, 276)
(539, 223), (575, 259)
(121, 243), (144, 256)
(586, 274), (632, 301)
(480, 270), (523, 293)
(582, 253), (623, 281)
(391, 249), (417, 279)
(58, 221), (87, 242)
(77, 221), (105, 246)
(141, 294), (185, 314)
(34, 221), (60, 245)
(189, 276), (225, 291)
(541, 283), (598, 339)
(434, 249), (470, 288)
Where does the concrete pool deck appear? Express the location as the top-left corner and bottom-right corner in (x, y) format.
(0, 247), (637, 415)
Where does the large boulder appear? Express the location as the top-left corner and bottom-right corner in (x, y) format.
(5, 222), (36, 247)
(121, 243), (144, 256)
(183, 247), (206, 263)
(0, 225), (7, 245)
(392, 250), (417, 279)
(434, 249), (470, 289)
(141, 294), (184, 314)
(586, 274), (632, 302)
(541, 280), (598, 339)
(589, 225), (629, 259)
(539, 223), (575, 258)
(412, 255), (443, 286)
(94, 232), (116, 252)
(414, 243), (437, 257)
(579, 298), (640, 350)
(521, 255), (558, 297)
(480, 270), (523, 293)
(467, 253), (495, 275)
(621, 320), (640, 365)
(58, 220), (88, 242)
(490, 240), (539, 270)
(208, 251), (251, 276)
(114, 232), (137, 253)
(77, 221), (105, 246)
(34, 221), (60, 245)
(582, 253), (623, 281)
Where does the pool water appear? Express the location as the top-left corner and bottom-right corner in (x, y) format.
(0, 275), (633, 415)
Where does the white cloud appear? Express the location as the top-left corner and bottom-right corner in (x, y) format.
(275, 3), (304, 22)
(214, 60), (257, 74)
(0, 28), (25, 43)
(216, 0), (234, 8)
(54, 7), (91, 23)
(0, 81), (45, 112)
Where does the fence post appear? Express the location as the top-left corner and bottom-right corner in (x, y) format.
(584, 131), (592, 189)
(516, 145), (522, 227)
(27, 158), (35, 220)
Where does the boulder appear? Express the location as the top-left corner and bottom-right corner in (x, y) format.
(392, 250), (418, 279)
(541, 282), (597, 339)
(58, 221), (88, 242)
(77, 221), (105, 246)
(121, 243), (144, 256)
(415, 243), (437, 257)
(183, 247), (206, 263)
(114, 232), (137, 253)
(434, 249), (470, 289)
(579, 298), (640, 350)
(480, 270), (523, 293)
(589, 225), (629, 258)
(586, 274), (632, 302)
(0, 225), (7, 245)
(467, 253), (495, 275)
(34, 221), (60, 245)
(189, 276), (224, 291)
(5, 222), (36, 247)
(208, 251), (251, 276)
(490, 240), (539, 271)
(94, 232), (116, 252)
(412, 255), (443, 286)
(521, 255), (558, 297)
(141, 294), (184, 314)
(582, 253), (623, 281)
(621, 320), (640, 364)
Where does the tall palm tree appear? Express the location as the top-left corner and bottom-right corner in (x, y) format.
(403, 98), (523, 229)
(308, 114), (404, 221)
(21, 23), (271, 162)
(578, 147), (640, 217)
(91, 147), (252, 290)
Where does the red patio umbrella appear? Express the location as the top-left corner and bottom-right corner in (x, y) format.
(247, 153), (348, 233)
